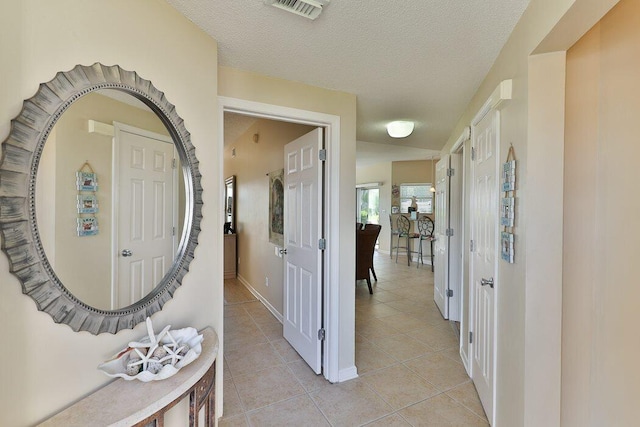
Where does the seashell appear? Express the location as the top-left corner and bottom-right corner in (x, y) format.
(152, 347), (167, 359)
(146, 357), (163, 374)
(125, 362), (141, 376)
(98, 317), (204, 382)
(128, 352), (141, 364)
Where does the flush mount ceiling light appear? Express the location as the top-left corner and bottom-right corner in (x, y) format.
(265, 0), (330, 20)
(386, 121), (414, 138)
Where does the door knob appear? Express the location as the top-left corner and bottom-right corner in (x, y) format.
(279, 248), (288, 255)
(121, 249), (133, 257)
(481, 277), (494, 288)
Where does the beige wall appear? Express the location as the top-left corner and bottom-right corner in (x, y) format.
(392, 160), (434, 189)
(219, 66), (358, 377)
(440, 0), (619, 425)
(224, 117), (314, 315)
(0, 1), (221, 425)
(564, 1), (640, 425)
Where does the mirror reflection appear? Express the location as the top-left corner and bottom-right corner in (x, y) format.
(224, 175), (235, 234)
(36, 90), (186, 311)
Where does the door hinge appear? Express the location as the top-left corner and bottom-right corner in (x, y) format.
(172, 158), (177, 169)
(471, 147), (476, 161)
(469, 331), (473, 344)
(446, 289), (454, 298)
(172, 226), (176, 236)
(318, 238), (326, 250)
(446, 228), (454, 237)
(319, 149), (327, 162)
(318, 328), (326, 341)
(470, 240), (475, 252)
(447, 168), (455, 177)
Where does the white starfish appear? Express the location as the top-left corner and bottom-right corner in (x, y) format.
(126, 317), (171, 372)
(128, 317), (171, 350)
(160, 330), (185, 366)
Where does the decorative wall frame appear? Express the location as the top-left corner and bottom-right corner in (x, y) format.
(501, 144), (517, 263)
(0, 63), (203, 334)
(268, 168), (284, 246)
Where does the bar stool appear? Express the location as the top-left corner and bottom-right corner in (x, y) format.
(417, 216), (435, 271)
(395, 215), (420, 266)
(389, 214), (401, 258)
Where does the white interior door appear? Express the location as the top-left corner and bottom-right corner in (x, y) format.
(283, 128), (323, 374)
(433, 156), (450, 318)
(470, 110), (499, 423)
(448, 153), (462, 323)
(115, 126), (176, 309)
(434, 155), (463, 322)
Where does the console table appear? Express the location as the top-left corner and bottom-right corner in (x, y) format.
(40, 327), (218, 427)
(224, 233), (237, 279)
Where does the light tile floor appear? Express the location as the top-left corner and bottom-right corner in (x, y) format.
(221, 251), (488, 426)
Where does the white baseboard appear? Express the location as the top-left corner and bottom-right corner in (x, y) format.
(461, 347), (471, 376)
(338, 365), (359, 382)
(236, 274), (284, 323)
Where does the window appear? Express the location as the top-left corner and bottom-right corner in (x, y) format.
(400, 183), (433, 214)
(356, 187), (380, 224)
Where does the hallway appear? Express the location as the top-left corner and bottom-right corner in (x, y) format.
(220, 252), (488, 426)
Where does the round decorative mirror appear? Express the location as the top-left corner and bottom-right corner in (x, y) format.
(0, 63), (203, 334)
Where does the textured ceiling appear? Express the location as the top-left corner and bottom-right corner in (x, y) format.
(167, 0), (530, 153)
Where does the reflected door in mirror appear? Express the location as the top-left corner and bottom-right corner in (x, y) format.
(116, 126), (178, 308)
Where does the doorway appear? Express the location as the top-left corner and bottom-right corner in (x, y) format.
(219, 96), (345, 383)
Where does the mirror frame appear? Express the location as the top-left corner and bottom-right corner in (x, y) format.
(0, 63), (203, 334)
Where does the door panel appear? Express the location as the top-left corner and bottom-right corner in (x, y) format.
(470, 111), (499, 423)
(448, 153), (462, 322)
(434, 156), (449, 318)
(283, 128), (323, 374)
(116, 129), (176, 309)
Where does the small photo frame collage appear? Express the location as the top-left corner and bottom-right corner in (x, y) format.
(501, 149), (516, 264)
(76, 166), (99, 237)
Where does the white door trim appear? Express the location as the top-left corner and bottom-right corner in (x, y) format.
(468, 80), (512, 425)
(218, 96), (342, 383)
(451, 128), (470, 373)
(472, 80), (513, 126)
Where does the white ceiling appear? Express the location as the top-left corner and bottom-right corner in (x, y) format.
(168, 0), (529, 154)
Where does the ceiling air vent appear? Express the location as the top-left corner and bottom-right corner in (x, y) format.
(265, 0), (330, 20)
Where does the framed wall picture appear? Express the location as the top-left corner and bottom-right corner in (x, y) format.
(268, 168), (284, 246)
(500, 197), (514, 227)
(502, 160), (516, 191)
(77, 194), (98, 214)
(76, 171), (98, 191)
(77, 217), (99, 236)
(501, 231), (514, 263)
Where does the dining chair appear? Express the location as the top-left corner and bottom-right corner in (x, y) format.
(355, 225), (382, 294)
(363, 223), (382, 280)
(417, 216), (435, 271)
